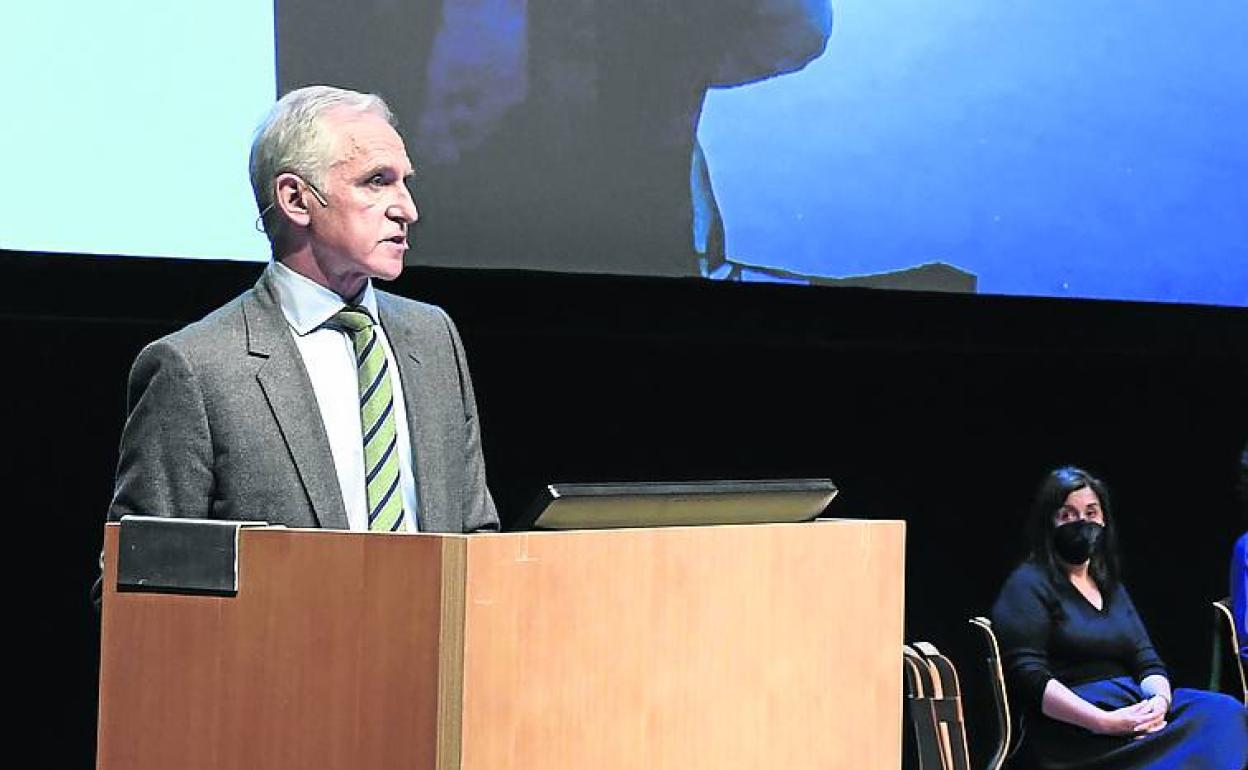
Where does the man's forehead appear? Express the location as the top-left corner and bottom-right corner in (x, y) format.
(324, 109), (412, 170)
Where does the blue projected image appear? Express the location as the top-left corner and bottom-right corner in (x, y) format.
(1, 1), (1243, 307)
(698, 0), (1248, 305)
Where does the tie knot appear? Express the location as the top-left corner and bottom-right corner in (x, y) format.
(328, 306), (375, 334)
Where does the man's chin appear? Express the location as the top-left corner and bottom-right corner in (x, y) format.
(373, 251), (407, 282)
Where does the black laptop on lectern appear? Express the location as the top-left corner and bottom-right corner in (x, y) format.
(514, 478), (838, 531)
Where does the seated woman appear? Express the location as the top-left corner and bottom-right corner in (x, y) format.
(992, 466), (1247, 769)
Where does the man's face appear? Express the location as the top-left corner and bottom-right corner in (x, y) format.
(305, 108), (418, 298)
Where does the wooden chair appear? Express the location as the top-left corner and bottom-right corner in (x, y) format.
(968, 617), (1026, 770)
(905, 645), (947, 770)
(1210, 598), (1248, 705)
(903, 642), (972, 770)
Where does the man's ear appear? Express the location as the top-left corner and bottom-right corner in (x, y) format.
(274, 173), (314, 229)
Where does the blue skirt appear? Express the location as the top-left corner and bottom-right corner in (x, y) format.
(1026, 677), (1247, 770)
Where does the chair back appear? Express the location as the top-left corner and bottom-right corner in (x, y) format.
(1210, 598), (1248, 705)
(968, 616), (1025, 770)
(903, 642), (972, 770)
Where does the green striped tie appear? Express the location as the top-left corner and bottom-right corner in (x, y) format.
(329, 307), (407, 532)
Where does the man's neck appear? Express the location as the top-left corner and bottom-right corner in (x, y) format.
(277, 252), (366, 300)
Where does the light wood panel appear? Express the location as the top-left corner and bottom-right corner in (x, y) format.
(97, 527), (455, 770)
(458, 520), (905, 770)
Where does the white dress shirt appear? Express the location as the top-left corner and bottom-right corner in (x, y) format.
(267, 261), (421, 531)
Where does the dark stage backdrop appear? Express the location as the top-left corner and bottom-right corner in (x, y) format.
(5, 251), (1245, 768)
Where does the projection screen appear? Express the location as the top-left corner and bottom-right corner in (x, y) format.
(2, 1), (1245, 306)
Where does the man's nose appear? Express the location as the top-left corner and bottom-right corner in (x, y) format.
(391, 185), (419, 225)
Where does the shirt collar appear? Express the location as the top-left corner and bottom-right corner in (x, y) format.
(268, 261), (380, 336)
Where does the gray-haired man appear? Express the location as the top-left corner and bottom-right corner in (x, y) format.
(107, 85), (498, 536)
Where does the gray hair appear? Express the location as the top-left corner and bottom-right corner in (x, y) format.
(249, 85), (395, 256)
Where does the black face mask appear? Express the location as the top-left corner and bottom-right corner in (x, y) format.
(1053, 520), (1104, 564)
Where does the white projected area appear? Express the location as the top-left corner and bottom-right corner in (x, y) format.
(0, 2), (275, 261)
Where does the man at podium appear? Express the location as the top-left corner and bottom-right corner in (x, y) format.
(106, 85), (498, 536)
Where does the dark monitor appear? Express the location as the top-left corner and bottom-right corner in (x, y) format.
(515, 478), (838, 531)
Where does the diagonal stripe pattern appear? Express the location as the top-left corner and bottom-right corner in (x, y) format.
(327, 306), (406, 532)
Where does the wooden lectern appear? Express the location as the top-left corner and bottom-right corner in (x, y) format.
(98, 520), (904, 769)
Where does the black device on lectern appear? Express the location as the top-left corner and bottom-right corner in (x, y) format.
(514, 478), (838, 531)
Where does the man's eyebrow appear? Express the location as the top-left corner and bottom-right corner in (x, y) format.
(356, 164), (403, 180)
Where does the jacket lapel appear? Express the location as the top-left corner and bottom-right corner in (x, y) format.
(244, 269), (350, 529)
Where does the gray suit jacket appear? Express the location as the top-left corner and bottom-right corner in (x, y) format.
(108, 269), (498, 533)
